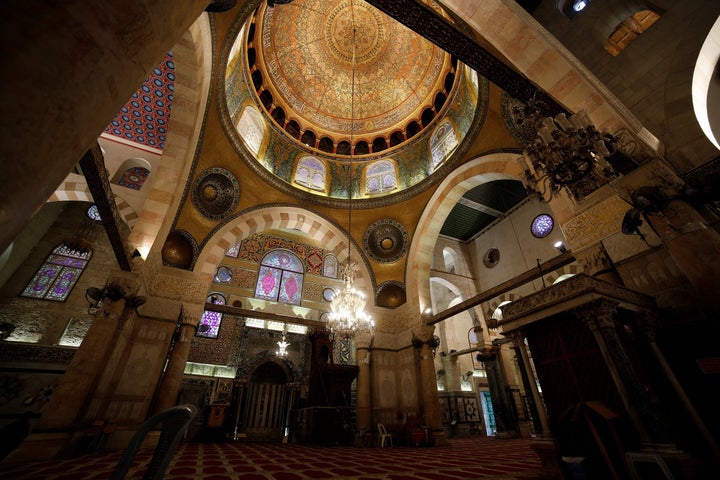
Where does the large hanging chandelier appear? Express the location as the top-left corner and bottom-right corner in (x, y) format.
(327, 4), (374, 339)
(514, 100), (620, 203)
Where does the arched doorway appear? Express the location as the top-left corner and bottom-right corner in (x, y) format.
(239, 360), (294, 442)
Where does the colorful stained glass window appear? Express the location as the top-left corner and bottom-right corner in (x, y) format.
(254, 250), (305, 305)
(21, 244), (91, 301)
(214, 265), (233, 283)
(531, 214), (554, 238)
(365, 160), (397, 194)
(198, 293), (225, 338)
(225, 242), (241, 258)
(87, 205), (102, 222)
(294, 156), (326, 192)
(323, 254), (338, 278)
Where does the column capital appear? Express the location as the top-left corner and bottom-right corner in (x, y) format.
(354, 332), (373, 349)
(574, 299), (619, 331)
(411, 324), (436, 346)
(181, 303), (205, 327)
(506, 330), (526, 347)
(475, 346), (499, 362)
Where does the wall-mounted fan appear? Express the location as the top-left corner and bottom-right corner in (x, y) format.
(621, 208), (649, 244)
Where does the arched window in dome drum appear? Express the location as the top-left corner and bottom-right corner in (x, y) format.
(294, 156), (326, 192)
(236, 105), (266, 155)
(430, 120), (458, 172)
(365, 160), (397, 195)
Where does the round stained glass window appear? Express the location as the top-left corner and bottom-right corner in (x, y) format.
(214, 266), (233, 283)
(87, 204), (102, 222)
(322, 287), (336, 302)
(531, 214), (554, 238)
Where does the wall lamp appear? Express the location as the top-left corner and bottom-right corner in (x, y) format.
(554, 241), (568, 254)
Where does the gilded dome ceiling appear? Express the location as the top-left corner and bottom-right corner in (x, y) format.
(257, 0), (450, 142)
(222, 0), (487, 205)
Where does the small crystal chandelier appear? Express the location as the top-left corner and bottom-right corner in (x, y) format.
(327, 4), (373, 339)
(328, 262), (374, 338)
(276, 326), (289, 357)
(514, 101), (620, 203)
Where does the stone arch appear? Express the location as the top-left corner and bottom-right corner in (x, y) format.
(486, 293), (521, 322)
(128, 14), (214, 257)
(195, 204), (375, 295)
(407, 152), (527, 310)
(545, 263), (582, 285)
(429, 276), (463, 313)
(47, 183), (137, 229)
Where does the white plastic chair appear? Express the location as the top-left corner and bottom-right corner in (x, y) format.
(377, 423), (393, 447)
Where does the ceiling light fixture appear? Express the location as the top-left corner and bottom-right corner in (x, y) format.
(276, 325), (290, 357)
(327, 4), (374, 339)
(514, 99), (620, 203)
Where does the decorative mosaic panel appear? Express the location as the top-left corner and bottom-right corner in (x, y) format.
(232, 234), (336, 278)
(104, 53), (175, 151)
(118, 167), (150, 190)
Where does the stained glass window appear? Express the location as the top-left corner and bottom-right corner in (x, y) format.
(21, 244), (92, 301)
(87, 205), (102, 222)
(365, 160), (397, 195)
(430, 121), (458, 171)
(198, 293), (225, 338)
(294, 156), (326, 192)
(531, 214), (554, 238)
(225, 242), (241, 258)
(214, 265), (233, 283)
(254, 250), (304, 305)
(323, 254), (338, 278)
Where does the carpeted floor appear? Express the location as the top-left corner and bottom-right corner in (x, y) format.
(0, 436), (541, 480)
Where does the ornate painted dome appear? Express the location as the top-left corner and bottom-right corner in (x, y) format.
(222, 0), (486, 205)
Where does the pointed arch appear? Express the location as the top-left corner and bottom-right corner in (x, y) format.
(407, 152), (527, 310)
(195, 205), (375, 296)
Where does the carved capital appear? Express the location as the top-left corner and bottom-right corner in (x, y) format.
(354, 331), (373, 349)
(475, 346), (498, 362)
(574, 299), (619, 331)
(411, 324), (436, 345)
(506, 330), (526, 348)
(181, 303), (205, 327)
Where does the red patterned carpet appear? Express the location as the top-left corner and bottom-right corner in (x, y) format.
(0, 436), (541, 480)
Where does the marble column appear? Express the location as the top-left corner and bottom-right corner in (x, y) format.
(36, 294), (131, 432)
(153, 303), (203, 413)
(354, 332), (373, 439)
(575, 299), (668, 444)
(643, 196), (720, 308)
(412, 324), (447, 446)
(509, 331), (551, 438)
(476, 346), (519, 437)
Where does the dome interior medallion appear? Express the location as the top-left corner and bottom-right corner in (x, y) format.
(223, 0), (485, 204)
